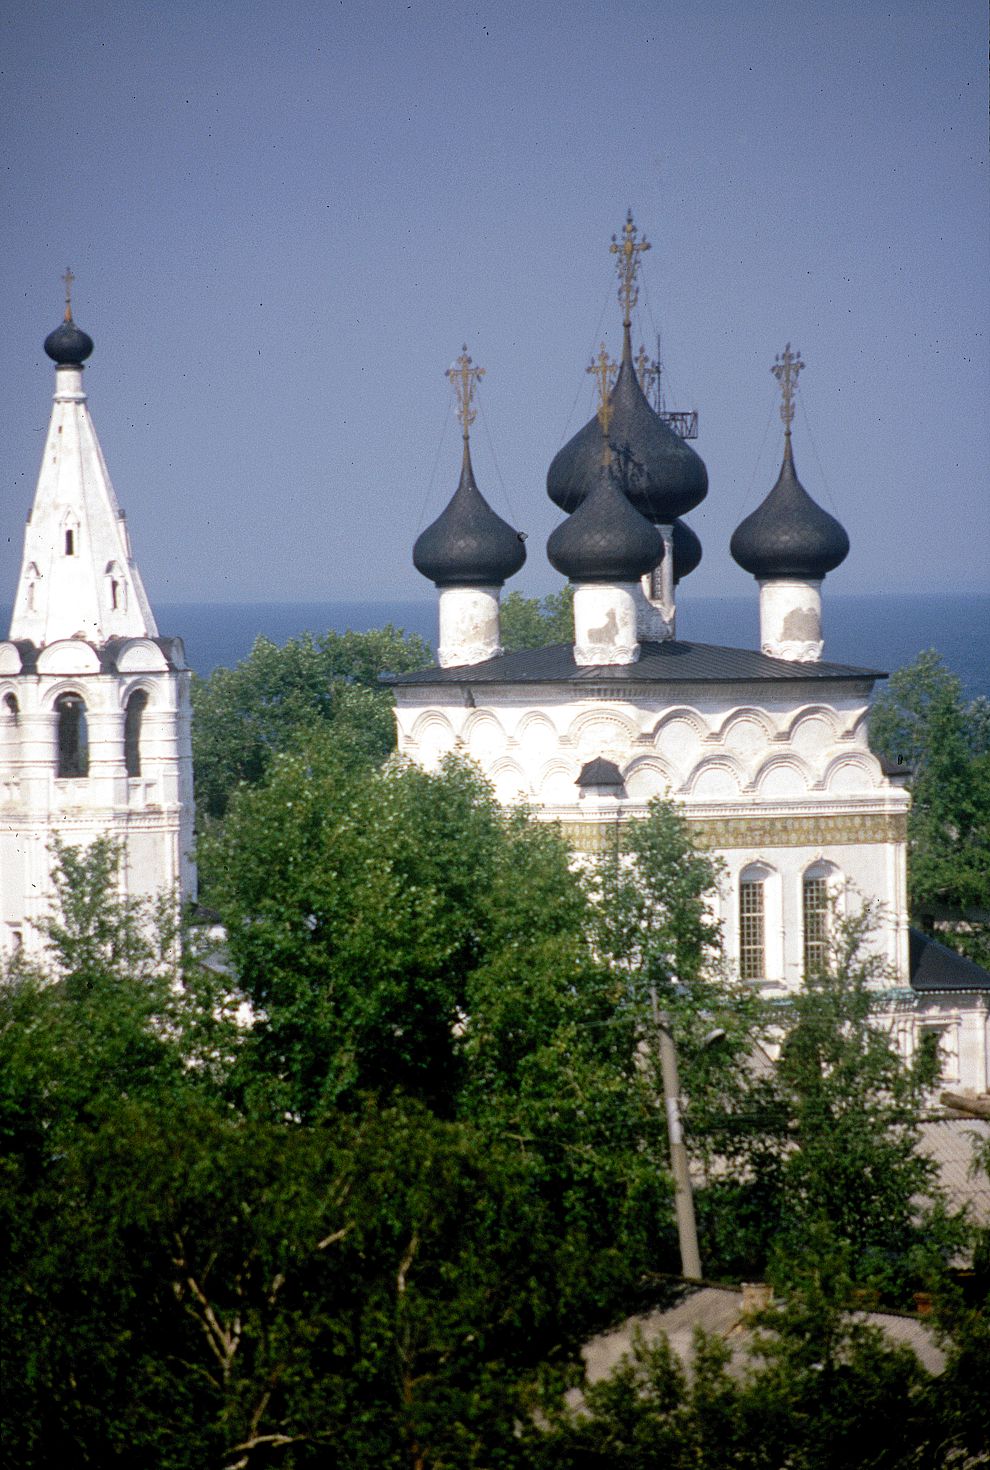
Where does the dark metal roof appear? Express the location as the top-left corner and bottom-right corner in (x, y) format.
(413, 442), (526, 589)
(909, 929), (990, 993)
(547, 459), (663, 584)
(731, 436), (849, 581)
(44, 317), (94, 365)
(547, 326), (708, 523)
(386, 639), (885, 687)
(577, 757), (625, 788)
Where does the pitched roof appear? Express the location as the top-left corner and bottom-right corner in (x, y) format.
(909, 928), (990, 993)
(385, 639), (884, 688)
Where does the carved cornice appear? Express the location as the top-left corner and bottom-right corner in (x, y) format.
(553, 809), (908, 855)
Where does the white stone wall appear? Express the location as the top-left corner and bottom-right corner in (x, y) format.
(0, 637), (196, 955)
(394, 677), (910, 988)
(11, 364), (157, 647)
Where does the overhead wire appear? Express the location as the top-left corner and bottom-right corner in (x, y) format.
(477, 393), (521, 526)
(414, 398), (453, 535)
(797, 390), (843, 515)
(556, 280), (615, 446)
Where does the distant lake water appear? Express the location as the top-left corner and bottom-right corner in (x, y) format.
(151, 594), (990, 703)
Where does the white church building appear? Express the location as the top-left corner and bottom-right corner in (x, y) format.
(4, 250), (987, 1097)
(390, 217), (990, 1097)
(0, 288), (195, 953)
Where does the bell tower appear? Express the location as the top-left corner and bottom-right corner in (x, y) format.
(0, 279), (195, 952)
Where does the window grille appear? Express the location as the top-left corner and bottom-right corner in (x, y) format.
(739, 880), (765, 980)
(803, 876), (829, 974)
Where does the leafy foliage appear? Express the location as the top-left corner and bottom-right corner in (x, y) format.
(1, 785), (981, 1464)
(500, 584), (574, 651)
(870, 649), (990, 965)
(697, 908), (966, 1296)
(190, 625), (431, 826)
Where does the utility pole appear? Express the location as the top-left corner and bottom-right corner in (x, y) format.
(650, 983), (702, 1279)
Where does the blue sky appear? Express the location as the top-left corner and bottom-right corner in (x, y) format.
(1, 0), (986, 605)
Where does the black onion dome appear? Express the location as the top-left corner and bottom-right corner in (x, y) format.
(44, 316), (94, 365)
(730, 437), (849, 581)
(547, 459), (663, 584)
(413, 443), (526, 589)
(672, 517), (702, 585)
(547, 329), (708, 522)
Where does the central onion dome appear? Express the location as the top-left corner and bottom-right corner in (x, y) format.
(730, 435), (849, 580)
(547, 456), (662, 583)
(547, 327), (708, 523)
(44, 314), (94, 365)
(413, 441), (526, 588)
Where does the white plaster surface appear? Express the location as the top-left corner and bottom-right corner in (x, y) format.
(437, 585), (502, 668)
(11, 364), (157, 647)
(0, 357), (196, 953)
(759, 578), (823, 662)
(573, 582), (640, 665)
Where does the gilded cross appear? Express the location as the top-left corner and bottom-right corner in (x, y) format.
(446, 345), (485, 441)
(587, 342), (617, 461)
(62, 267), (75, 322)
(635, 342), (659, 404)
(772, 342), (805, 434)
(610, 210), (650, 327)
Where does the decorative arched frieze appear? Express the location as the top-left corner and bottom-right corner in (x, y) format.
(711, 706), (778, 751)
(114, 639), (170, 673)
(822, 752), (882, 794)
(781, 703), (841, 745)
(624, 756), (676, 802)
(514, 710), (560, 757)
(489, 757), (531, 803)
(37, 640), (101, 676)
(462, 708), (506, 760)
(754, 753), (814, 799)
(40, 677), (104, 713)
(847, 707), (874, 745)
(408, 710), (457, 769)
(567, 707), (638, 756)
(648, 707), (707, 765)
(538, 758), (579, 806)
(684, 757), (744, 799)
(0, 644), (23, 676)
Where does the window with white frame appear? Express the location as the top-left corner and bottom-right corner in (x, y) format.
(802, 874), (829, 975)
(739, 877), (766, 980)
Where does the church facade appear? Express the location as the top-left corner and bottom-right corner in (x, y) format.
(390, 217), (989, 1096)
(0, 290), (195, 953)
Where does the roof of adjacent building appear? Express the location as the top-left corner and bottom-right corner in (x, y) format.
(385, 639), (885, 688)
(909, 928), (990, 993)
(571, 1283), (947, 1395)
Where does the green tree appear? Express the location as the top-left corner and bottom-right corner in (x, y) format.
(870, 650), (990, 966)
(500, 585), (574, 651)
(191, 625), (430, 826)
(526, 1265), (940, 1470)
(701, 908), (966, 1299)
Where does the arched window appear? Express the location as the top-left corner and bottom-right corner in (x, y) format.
(124, 690), (148, 777)
(802, 872), (830, 975)
(738, 873), (766, 980)
(3, 694), (19, 726)
(55, 693), (88, 778)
